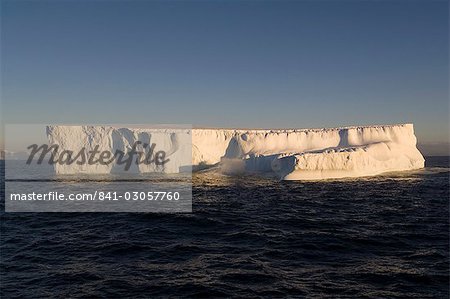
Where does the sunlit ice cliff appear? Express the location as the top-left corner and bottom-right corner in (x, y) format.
(46, 124), (425, 180)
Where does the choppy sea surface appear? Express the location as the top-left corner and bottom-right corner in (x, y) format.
(1, 157), (449, 298)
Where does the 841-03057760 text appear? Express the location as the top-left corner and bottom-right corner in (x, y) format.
(9, 191), (181, 201)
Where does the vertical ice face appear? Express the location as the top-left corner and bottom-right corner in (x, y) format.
(46, 126), (192, 175)
(46, 124), (425, 180)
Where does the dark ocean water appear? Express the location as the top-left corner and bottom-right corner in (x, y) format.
(1, 157), (449, 298)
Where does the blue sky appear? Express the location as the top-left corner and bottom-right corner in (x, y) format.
(1, 0), (448, 153)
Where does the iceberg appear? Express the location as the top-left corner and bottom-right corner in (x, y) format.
(46, 124), (425, 180)
(45, 126), (193, 174)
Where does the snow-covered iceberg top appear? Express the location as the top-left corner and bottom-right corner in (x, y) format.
(46, 124), (425, 180)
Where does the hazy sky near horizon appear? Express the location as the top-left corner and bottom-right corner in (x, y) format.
(1, 0), (449, 151)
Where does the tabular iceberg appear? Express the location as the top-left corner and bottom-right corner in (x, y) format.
(46, 124), (425, 180)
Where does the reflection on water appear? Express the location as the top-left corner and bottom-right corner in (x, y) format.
(0, 157), (449, 297)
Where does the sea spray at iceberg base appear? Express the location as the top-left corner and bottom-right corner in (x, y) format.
(46, 124), (425, 180)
